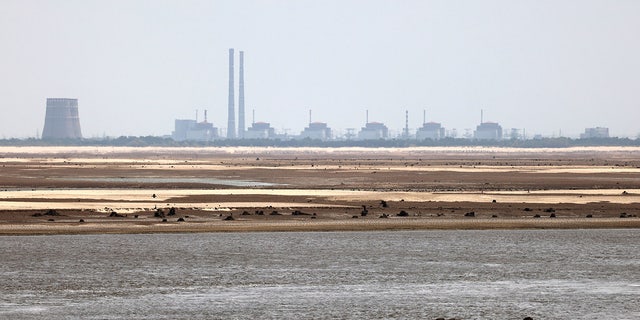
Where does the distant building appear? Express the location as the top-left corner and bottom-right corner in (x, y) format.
(42, 98), (82, 139)
(245, 122), (275, 139)
(416, 122), (445, 140)
(358, 122), (389, 140)
(580, 127), (609, 139)
(474, 122), (503, 140)
(172, 119), (218, 141)
(300, 122), (332, 140)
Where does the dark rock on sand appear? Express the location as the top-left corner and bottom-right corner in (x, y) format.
(45, 209), (60, 216)
(397, 210), (409, 217)
(154, 209), (165, 218)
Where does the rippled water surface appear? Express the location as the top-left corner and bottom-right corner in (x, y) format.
(1, 230), (638, 319)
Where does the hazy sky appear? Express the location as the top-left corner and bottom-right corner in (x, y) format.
(1, 0), (639, 138)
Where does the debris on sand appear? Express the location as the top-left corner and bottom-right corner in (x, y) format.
(154, 209), (165, 218)
(361, 205), (369, 217)
(33, 209), (60, 217)
(397, 210), (409, 217)
(109, 211), (126, 218)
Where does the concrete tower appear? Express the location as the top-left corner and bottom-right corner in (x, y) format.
(403, 110), (409, 138)
(42, 98), (82, 139)
(238, 50), (245, 138)
(227, 48), (236, 139)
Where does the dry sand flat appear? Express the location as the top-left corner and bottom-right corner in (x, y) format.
(1, 146), (639, 235)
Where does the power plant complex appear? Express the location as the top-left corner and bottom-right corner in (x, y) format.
(36, 49), (613, 142)
(171, 49), (514, 142)
(167, 48), (625, 142)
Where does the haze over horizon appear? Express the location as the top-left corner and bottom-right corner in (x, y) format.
(1, 0), (639, 139)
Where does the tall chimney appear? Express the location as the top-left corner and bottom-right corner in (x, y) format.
(309, 109), (312, 125)
(42, 98), (82, 139)
(227, 48), (236, 139)
(481, 109), (484, 124)
(238, 51), (245, 138)
(403, 110), (409, 138)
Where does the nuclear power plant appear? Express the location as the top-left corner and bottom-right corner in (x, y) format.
(42, 98), (82, 139)
(165, 48), (624, 142)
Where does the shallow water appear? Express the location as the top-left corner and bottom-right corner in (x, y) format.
(62, 176), (278, 187)
(1, 230), (638, 319)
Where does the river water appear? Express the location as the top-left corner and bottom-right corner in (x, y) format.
(1, 230), (638, 319)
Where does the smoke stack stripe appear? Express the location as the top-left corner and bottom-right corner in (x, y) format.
(238, 50), (245, 138)
(227, 48), (236, 139)
(42, 98), (82, 139)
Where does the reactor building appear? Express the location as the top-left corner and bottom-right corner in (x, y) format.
(172, 110), (219, 141)
(416, 122), (445, 140)
(474, 122), (503, 140)
(580, 127), (609, 139)
(42, 98), (82, 139)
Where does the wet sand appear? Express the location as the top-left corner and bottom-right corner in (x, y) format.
(1, 146), (639, 235)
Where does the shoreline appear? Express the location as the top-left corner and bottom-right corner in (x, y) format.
(2, 217), (639, 236)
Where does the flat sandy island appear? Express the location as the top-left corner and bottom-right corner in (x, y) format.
(1, 146), (639, 235)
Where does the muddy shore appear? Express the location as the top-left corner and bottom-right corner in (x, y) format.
(1, 146), (639, 235)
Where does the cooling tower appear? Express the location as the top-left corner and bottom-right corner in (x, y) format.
(227, 48), (236, 139)
(41, 98), (82, 139)
(238, 50), (245, 139)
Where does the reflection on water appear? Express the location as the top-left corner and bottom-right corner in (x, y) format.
(63, 176), (278, 187)
(1, 230), (638, 319)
